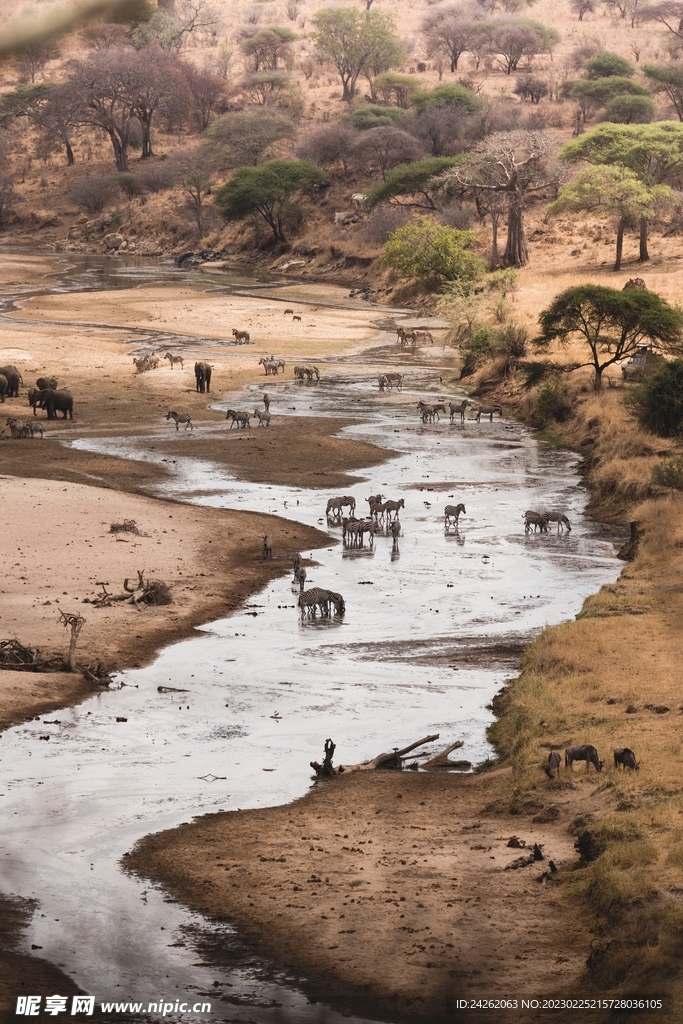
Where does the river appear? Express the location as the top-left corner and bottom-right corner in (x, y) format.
(0, 254), (624, 1022)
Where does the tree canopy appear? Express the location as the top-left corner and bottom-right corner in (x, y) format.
(342, 104), (405, 130)
(311, 8), (404, 102)
(625, 358), (683, 437)
(203, 111), (296, 171)
(213, 159), (325, 242)
(643, 63), (683, 121)
(411, 82), (484, 115)
(547, 165), (673, 269)
(382, 216), (484, 287)
(583, 51), (635, 78)
(536, 284), (683, 389)
(366, 156), (459, 210)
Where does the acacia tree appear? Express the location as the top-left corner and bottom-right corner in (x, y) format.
(311, 8), (404, 102)
(14, 41), (60, 84)
(203, 110), (296, 170)
(548, 165), (674, 269)
(445, 130), (558, 267)
(366, 156), (459, 210)
(560, 122), (683, 262)
(536, 284), (683, 390)
(214, 159), (325, 242)
(240, 27), (297, 71)
(479, 19), (560, 74)
(570, 0), (596, 19)
(422, 7), (476, 72)
(643, 63), (683, 120)
(67, 49), (140, 171)
(130, 46), (189, 157)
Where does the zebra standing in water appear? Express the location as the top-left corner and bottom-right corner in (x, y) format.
(524, 511), (549, 533)
(542, 511), (571, 533)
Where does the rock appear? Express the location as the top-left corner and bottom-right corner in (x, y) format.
(68, 227), (82, 240)
(532, 805), (560, 824)
(625, 704), (638, 714)
(118, 239), (127, 251)
(104, 232), (124, 250)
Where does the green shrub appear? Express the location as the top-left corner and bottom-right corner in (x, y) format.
(584, 52), (636, 79)
(604, 94), (655, 124)
(342, 105), (404, 130)
(382, 215), (485, 287)
(459, 326), (494, 378)
(625, 358), (683, 437)
(651, 453), (683, 491)
(522, 360), (554, 389)
(536, 376), (572, 424)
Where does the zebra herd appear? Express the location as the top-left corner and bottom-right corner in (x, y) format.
(293, 553), (345, 619)
(417, 400), (503, 425)
(397, 326), (434, 346)
(524, 510), (572, 534)
(259, 356), (285, 376)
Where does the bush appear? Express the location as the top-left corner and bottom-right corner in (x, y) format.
(603, 94), (655, 124)
(136, 164), (178, 193)
(382, 215), (484, 288)
(651, 454), (683, 491)
(355, 205), (411, 245)
(115, 173), (145, 199)
(496, 322), (527, 360)
(625, 358), (683, 436)
(68, 175), (118, 214)
(536, 376), (572, 424)
(522, 360), (554, 389)
(342, 105), (405, 131)
(459, 326), (495, 378)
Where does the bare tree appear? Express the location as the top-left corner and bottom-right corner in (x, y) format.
(68, 175), (119, 214)
(203, 109), (296, 170)
(80, 24), (132, 50)
(353, 127), (424, 180)
(14, 41), (60, 84)
(297, 124), (360, 175)
(183, 65), (226, 131)
(130, 46), (189, 158)
(0, 175), (19, 228)
(172, 149), (213, 233)
(569, 0), (596, 18)
(445, 131), (558, 266)
(66, 49), (140, 171)
(643, 2), (683, 41)
(422, 7), (477, 73)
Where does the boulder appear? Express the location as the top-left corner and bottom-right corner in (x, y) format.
(104, 233), (124, 250)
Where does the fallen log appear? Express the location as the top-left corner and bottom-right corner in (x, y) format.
(421, 740), (471, 771)
(337, 734), (441, 774)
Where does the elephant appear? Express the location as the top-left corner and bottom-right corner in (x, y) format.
(0, 365), (22, 398)
(28, 386), (40, 413)
(36, 376), (58, 391)
(0, 374), (7, 403)
(194, 361), (212, 394)
(36, 388), (73, 420)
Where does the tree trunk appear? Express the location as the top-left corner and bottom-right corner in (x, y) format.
(639, 217), (649, 262)
(64, 138), (74, 166)
(593, 364), (603, 391)
(141, 119), (153, 158)
(490, 211), (500, 269)
(614, 218), (625, 271)
(503, 195), (527, 267)
(110, 133), (129, 172)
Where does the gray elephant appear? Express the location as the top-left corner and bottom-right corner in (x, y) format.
(36, 388), (73, 420)
(36, 376), (58, 391)
(0, 374), (7, 403)
(194, 361), (212, 394)
(0, 365), (22, 398)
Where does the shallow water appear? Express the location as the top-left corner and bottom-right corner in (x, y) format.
(0, 257), (624, 1021)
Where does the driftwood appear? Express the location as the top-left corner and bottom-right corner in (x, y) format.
(92, 569), (171, 610)
(310, 738), (337, 778)
(420, 740), (471, 771)
(59, 610), (85, 672)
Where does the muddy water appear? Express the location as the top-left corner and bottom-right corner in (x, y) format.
(0, 256), (624, 1021)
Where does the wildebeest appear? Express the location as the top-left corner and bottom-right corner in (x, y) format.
(544, 750), (562, 778)
(565, 744), (604, 773)
(614, 747), (639, 771)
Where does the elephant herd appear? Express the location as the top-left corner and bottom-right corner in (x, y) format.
(0, 365), (73, 422)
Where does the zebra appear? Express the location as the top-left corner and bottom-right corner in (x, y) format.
(133, 354), (150, 372)
(475, 404), (502, 422)
(259, 357), (278, 376)
(414, 330), (434, 345)
(524, 511), (549, 534)
(166, 411), (193, 431)
(342, 518), (361, 544)
(305, 366), (320, 381)
(369, 500), (385, 523)
(294, 565), (307, 590)
(541, 510), (572, 533)
(292, 552), (301, 574)
(444, 503), (465, 529)
(164, 352), (184, 369)
(390, 519), (401, 544)
(382, 498), (404, 521)
(253, 408), (271, 426)
(284, 308), (294, 315)
(299, 587), (330, 617)
(294, 365), (307, 380)
(277, 359), (286, 373)
(384, 372), (403, 390)
(5, 417), (31, 438)
(449, 399), (471, 423)
(366, 493), (383, 510)
(263, 393), (270, 412)
(263, 535), (272, 559)
(378, 374), (389, 390)
(432, 403), (446, 422)
(232, 328), (250, 343)
(417, 401), (434, 423)
(226, 409), (250, 428)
